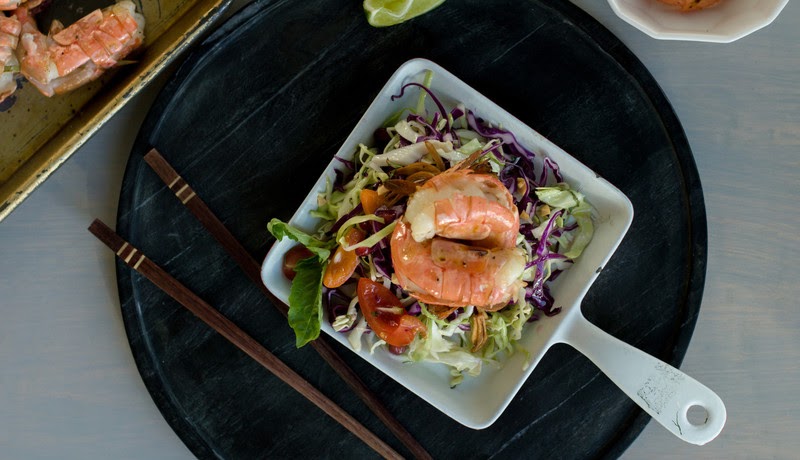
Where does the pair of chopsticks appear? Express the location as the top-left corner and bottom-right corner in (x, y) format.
(89, 148), (432, 460)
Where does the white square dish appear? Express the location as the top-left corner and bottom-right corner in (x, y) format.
(261, 58), (634, 429)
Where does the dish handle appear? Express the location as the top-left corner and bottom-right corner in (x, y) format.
(560, 312), (726, 445)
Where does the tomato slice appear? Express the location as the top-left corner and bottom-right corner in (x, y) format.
(357, 278), (427, 347)
(323, 226), (366, 288)
(282, 245), (315, 280)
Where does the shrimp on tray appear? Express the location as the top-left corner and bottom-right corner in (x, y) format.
(390, 167), (527, 311)
(0, 0), (21, 10)
(0, 0), (144, 104)
(15, 1), (145, 97)
(1, 0), (44, 10)
(0, 12), (21, 101)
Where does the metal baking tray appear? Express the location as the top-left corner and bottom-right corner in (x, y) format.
(0, 0), (232, 221)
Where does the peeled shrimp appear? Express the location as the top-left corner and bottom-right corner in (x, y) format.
(391, 169), (526, 310)
(13, 0), (144, 97)
(0, 12), (20, 101)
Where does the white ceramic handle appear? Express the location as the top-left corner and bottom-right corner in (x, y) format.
(561, 313), (726, 445)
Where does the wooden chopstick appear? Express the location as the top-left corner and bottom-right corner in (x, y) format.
(143, 148), (432, 460)
(88, 219), (403, 460)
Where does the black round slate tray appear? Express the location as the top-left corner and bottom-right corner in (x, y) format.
(116, 0), (707, 458)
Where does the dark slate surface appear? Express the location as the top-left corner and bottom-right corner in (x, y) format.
(115, 0), (707, 458)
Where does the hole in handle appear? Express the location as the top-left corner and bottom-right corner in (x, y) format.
(687, 404), (709, 426)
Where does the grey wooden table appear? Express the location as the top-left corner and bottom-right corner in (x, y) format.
(1, 1), (798, 458)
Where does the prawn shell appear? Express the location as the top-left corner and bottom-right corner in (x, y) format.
(410, 169), (520, 248)
(12, 1), (145, 97)
(390, 219), (525, 310)
(433, 193), (518, 248)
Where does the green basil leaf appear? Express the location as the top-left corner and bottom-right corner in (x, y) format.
(287, 256), (324, 347)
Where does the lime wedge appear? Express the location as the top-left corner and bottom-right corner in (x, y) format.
(364, 0), (445, 27)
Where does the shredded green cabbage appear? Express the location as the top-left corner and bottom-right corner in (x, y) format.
(536, 184), (595, 259)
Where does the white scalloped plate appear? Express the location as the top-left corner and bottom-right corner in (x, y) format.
(607, 0), (789, 42)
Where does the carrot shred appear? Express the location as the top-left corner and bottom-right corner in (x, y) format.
(360, 189), (381, 215)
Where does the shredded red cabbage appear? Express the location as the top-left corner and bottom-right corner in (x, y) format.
(392, 82), (455, 138)
(324, 287), (355, 331)
(329, 203), (365, 234)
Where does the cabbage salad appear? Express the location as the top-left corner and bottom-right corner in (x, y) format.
(268, 73), (594, 386)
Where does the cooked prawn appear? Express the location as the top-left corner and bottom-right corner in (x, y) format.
(404, 168), (520, 249)
(0, 12), (20, 101)
(391, 220), (526, 310)
(390, 169), (526, 310)
(0, 0), (41, 11)
(0, 0), (19, 11)
(13, 0), (144, 97)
